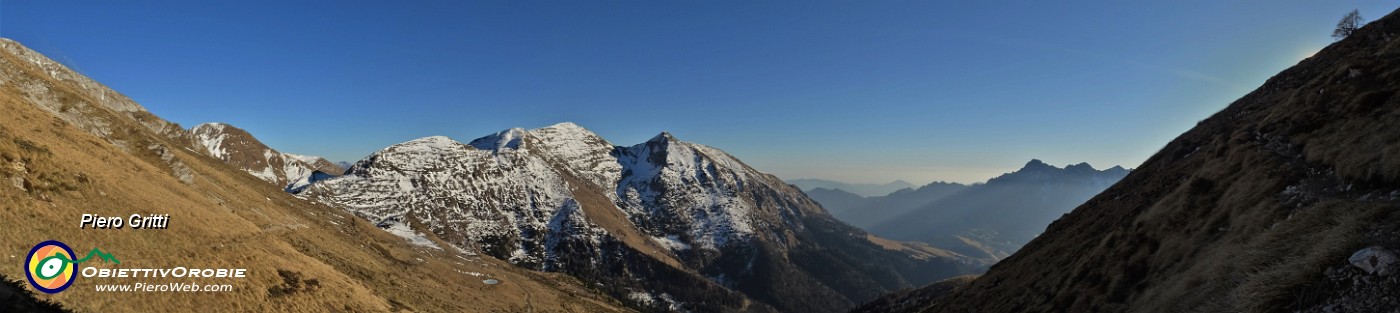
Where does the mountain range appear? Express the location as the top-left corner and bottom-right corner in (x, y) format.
(273, 123), (981, 312)
(805, 181), (965, 229)
(787, 179), (917, 197)
(806, 160), (1128, 260)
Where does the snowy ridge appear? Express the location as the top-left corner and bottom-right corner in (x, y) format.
(310, 134), (607, 265)
(191, 122), (342, 191)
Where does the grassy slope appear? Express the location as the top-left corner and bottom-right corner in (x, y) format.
(0, 41), (628, 312)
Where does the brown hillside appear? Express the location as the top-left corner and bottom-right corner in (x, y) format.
(0, 38), (628, 312)
(906, 7), (1400, 313)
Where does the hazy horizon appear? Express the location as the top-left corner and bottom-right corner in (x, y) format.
(4, 1), (1395, 183)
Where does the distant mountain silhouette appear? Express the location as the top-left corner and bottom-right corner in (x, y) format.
(807, 182), (968, 229)
(866, 160), (1128, 259)
(789, 178), (916, 197)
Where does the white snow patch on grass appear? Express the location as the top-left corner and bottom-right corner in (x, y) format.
(382, 220), (442, 249)
(651, 234), (691, 251)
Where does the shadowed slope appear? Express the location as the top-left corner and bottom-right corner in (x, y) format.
(901, 8), (1400, 313)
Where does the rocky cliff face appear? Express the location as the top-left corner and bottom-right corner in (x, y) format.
(301, 122), (979, 312)
(881, 8), (1400, 313)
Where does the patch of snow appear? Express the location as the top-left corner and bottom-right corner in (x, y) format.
(192, 123), (230, 159)
(651, 235), (691, 251)
(381, 219), (442, 250)
(249, 165), (278, 182)
(628, 291), (656, 306)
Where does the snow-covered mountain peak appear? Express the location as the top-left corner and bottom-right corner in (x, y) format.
(650, 131), (677, 143)
(468, 127), (528, 151)
(521, 122), (622, 191)
(388, 135), (470, 154)
(526, 122), (611, 149)
(537, 121), (587, 132)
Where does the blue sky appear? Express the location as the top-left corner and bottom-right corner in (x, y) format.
(2, 1), (1395, 184)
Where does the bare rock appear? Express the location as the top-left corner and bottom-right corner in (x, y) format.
(1349, 246), (1398, 276)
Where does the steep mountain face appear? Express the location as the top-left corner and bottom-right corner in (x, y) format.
(866, 160), (1127, 260)
(891, 9), (1400, 313)
(301, 123), (979, 313)
(809, 181), (968, 229)
(190, 123), (343, 192)
(0, 38), (627, 312)
(789, 178), (916, 197)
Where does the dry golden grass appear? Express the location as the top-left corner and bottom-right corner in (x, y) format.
(0, 43), (629, 313)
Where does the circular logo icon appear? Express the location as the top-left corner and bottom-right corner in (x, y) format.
(25, 240), (76, 294)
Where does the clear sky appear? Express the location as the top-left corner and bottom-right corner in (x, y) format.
(2, 1), (1395, 184)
